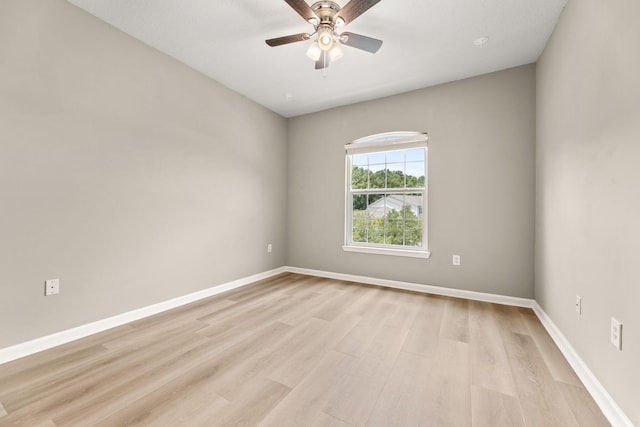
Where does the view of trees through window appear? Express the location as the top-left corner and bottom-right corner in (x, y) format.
(349, 148), (426, 248)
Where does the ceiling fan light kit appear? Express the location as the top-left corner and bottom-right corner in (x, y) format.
(266, 0), (383, 70)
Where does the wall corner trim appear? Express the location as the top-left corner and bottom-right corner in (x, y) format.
(0, 267), (287, 365)
(531, 302), (634, 427)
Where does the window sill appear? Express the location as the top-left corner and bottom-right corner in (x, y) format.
(342, 245), (431, 259)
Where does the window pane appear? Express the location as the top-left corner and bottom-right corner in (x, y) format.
(351, 166), (368, 189)
(404, 220), (422, 246)
(402, 193), (423, 219)
(369, 218), (384, 243)
(385, 150), (405, 163)
(352, 194), (367, 211)
(368, 152), (386, 166)
(405, 148), (425, 162)
(385, 218), (404, 245)
(368, 165), (385, 189)
(405, 162), (425, 187)
(352, 154), (368, 166)
(386, 163), (405, 188)
(364, 193), (387, 218)
(352, 217), (367, 243)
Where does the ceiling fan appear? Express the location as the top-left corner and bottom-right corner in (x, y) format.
(265, 0), (383, 69)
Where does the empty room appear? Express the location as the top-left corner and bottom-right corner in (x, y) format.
(0, 0), (638, 425)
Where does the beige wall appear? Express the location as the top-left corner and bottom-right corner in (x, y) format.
(0, 0), (287, 348)
(287, 65), (536, 298)
(536, 0), (640, 424)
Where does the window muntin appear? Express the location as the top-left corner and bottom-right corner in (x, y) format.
(344, 132), (429, 257)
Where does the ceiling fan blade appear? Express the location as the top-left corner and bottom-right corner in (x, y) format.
(315, 52), (329, 69)
(340, 32), (383, 53)
(284, 0), (317, 22)
(265, 33), (309, 47)
(336, 0), (381, 24)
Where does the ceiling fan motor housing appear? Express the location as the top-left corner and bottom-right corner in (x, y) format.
(311, 1), (341, 26)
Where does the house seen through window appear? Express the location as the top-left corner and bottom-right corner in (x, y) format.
(344, 131), (429, 258)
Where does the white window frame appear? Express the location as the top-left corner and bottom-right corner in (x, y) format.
(343, 131), (430, 258)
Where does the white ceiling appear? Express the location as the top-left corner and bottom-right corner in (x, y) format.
(67, 0), (567, 118)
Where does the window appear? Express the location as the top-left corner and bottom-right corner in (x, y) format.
(343, 131), (430, 258)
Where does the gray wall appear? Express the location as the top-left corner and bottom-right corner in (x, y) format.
(536, 0), (640, 424)
(0, 0), (287, 348)
(287, 65), (536, 298)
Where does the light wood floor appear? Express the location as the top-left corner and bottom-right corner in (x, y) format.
(0, 273), (609, 426)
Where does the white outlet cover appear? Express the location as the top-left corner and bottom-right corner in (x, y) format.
(610, 317), (622, 350)
(575, 296), (581, 314)
(45, 279), (60, 296)
(452, 255), (461, 266)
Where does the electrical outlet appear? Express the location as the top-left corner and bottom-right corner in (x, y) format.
(610, 317), (622, 350)
(452, 254), (461, 266)
(267, 243), (273, 253)
(45, 279), (60, 296)
(575, 296), (581, 314)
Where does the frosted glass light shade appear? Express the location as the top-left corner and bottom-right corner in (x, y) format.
(306, 42), (322, 61)
(329, 44), (343, 62)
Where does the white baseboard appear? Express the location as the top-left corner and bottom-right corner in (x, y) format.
(0, 267), (287, 365)
(284, 266), (535, 308)
(532, 303), (634, 427)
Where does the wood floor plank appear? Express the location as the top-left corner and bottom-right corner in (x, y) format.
(50, 338), (232, 426)
(213, 317), (328, 401)
(195, 293), (304, 340)
(422, 338), (473, 425)
(3, 333), (210, 426)
(559, 382), (611, 427)
(0, 322), (204, 411)
(401, 293), (446, 357)
(312, 285), (367, 321)
(276, 290), (325, 325)
(501, 331), (579, 426)
(84, 321), (291, 427)
(491, 303), (530, 334)
(197, 290), (289, 324)
(323, 356), (391, 425)
(333, 299), (397, 359)
(471, 385), (525, 427)
(0, 273), (607, 426)
(0, 323), (138, 382)
(279, 274), (325, 296)
(86, 367), (228, 427)
(469, 300), (518, 397)
(312, 411), (355, 427)
(325, 290), (420, 425)
(260, 350), (359, 426)
(268, 312), (361, 388)
(440, 296), (470, 343)
(210, 377), (291, 427)
(365, 351), (433, 427)
(128, 293), (237, 330)
(0, 344), (108, 398)
(520, 310), (583, 386)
